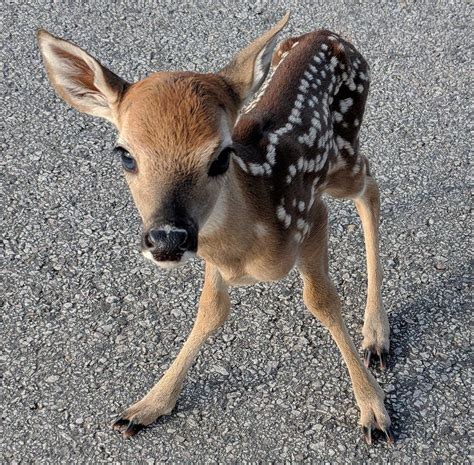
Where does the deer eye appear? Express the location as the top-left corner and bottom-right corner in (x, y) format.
(114, 147), (136, 173)
(208, 147), (232, 177)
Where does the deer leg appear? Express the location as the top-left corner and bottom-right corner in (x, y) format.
(112, 262), (230, 437)
(299, 200), (393, 444)
(354, 176), (389, 370)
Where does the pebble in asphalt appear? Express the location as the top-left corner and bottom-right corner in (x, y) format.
(1, 1), (471, 462)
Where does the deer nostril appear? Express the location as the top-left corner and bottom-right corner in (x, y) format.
(146, 229), (167, 248)
(170, 230), (188, 248)
(144, 228), (188, 252)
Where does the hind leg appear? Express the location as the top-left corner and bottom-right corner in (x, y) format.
(325, 157), (389, 369)
(354, 176), (389, 369)
(299, 200), (393, 444)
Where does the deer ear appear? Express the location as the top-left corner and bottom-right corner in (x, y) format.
(219, 12), (290, 106)
(37, 29), (128, 123)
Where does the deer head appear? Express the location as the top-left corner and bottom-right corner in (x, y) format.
(37, 14), (289, 268)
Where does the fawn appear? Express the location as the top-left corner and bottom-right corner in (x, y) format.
(37, 13), (394, 444)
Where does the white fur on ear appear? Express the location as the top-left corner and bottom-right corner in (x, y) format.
(37, 29), (126, 122)
(249, 32), (282, 99)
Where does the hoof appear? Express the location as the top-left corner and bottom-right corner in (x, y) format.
(364, 347), (389, 370)
(112, 416), (145, 438)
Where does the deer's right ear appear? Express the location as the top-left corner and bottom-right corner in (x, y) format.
(37, 29), (128, 123)
(219, 12), (290, 107)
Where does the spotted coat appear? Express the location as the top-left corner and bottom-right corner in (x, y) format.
(232, 30), (370, 244)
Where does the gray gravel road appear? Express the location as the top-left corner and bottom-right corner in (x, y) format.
(1, 0), (472, 462)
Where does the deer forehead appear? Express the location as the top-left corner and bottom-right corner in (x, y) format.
(117, 72), (236, 165)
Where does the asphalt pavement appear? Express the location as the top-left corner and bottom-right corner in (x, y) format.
(1, 0), (472, 462)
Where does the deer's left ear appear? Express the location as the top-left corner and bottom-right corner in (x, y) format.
(219, 12), (290, 106)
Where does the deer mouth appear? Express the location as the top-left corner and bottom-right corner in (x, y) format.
(143, 249), (196, 269)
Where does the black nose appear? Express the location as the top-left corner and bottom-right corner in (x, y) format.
(143, 228), (188, 260)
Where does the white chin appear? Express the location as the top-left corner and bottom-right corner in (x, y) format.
(142, 250), (195, 269)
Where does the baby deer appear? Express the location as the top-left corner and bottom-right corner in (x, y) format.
(37, 13), (394, 444)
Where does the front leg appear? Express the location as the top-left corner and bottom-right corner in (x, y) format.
(113, 263), (230, 438)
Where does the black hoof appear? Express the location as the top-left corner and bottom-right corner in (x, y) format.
(364, 347), (389, 370)
(362, 425), (372, 445)
(362, 425), (396, 446)
(112, 416), (145, 437)
(383, 426), (396, 445)
(123, 421), (144, 438)
(112, 416), (129, 430)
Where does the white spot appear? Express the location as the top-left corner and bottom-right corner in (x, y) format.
(329, 56), (339, 70)
(354, 118), (360, 127)
(352, 162), (361, 175)
(266, 144), (276, 165)
(357, 84), (364, 93)
(333, 111), (343, 122)
(321, 43), (328, 51)
(249, 163), (265, 176)
(298, 201), (305, 212)
(288, 164), (296, 176)
(291, 108), (301, 118)
(297, 157), (304, 171)
(294, 231), (302, 243)
(336, 136), (355, 156)
(268, 133), (278, 144)
(289, 114), (302, 124)
(262, 162), (272, 175)
(276, 205), (286, 221)
(284, 214), (292, 229)
(339, 97), (353, 113)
